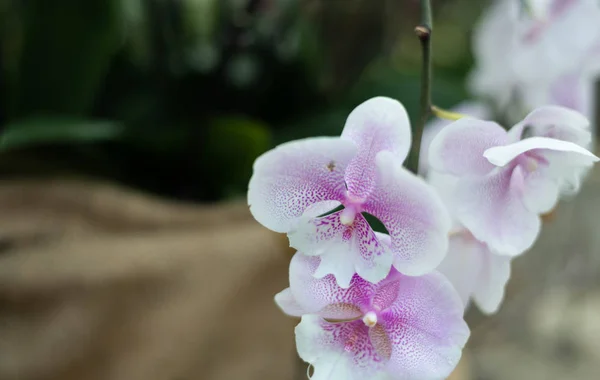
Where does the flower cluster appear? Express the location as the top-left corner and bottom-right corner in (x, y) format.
(248, 92), (598, 378)
(248, 97), (469, 379)
(246, 1), (600, 378)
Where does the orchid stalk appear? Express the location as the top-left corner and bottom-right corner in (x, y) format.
(409, 0), (433, 174)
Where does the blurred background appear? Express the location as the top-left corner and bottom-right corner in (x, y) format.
(0, 0), (599, 379)
(0, 0), (481, 200)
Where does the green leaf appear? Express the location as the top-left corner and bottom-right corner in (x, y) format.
(0, 117), (123, 151)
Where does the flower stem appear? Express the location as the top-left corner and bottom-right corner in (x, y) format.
(408, 0), (433, 174)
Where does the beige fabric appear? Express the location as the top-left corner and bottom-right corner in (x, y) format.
(0, 180), (297, 380)
(0, 179), (469, 380)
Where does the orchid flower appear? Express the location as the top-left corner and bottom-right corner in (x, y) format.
(428, 105), (599, 256)
(469, 0), (600, 113)
(275, 252), (470, 380)
(248, 97), (450, 287)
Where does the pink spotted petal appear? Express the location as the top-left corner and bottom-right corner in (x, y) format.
(248, 137), (356, 233)
(437, 232), (512, 314)
(419, 101), (492, 176)
(483, 136), (598, 167)
(507, 105), (592, 146)
(379, 271), (470, 379)
(341, 97), (412, 198)
(429, 118), (509, 176)
(295, 316), (389, 380)
(288, 212), (394, 287)
(288, 253), (374, 320)
(364, 151), (452, 276)
(454, 168), (541, 256)
(275, 288), (306, 317)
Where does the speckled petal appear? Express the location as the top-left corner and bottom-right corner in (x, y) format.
(248, 137), (357, 233)
(454, 168), (541, 256)
(364, 151), (452, 276)
(341, 97), (412, 198)
(295, 315), (390, 380)
(288, 212), (394, 287)
(429, 118), (508, 176)
(288, 253), (374, 320)
(379, 272), (470, 379)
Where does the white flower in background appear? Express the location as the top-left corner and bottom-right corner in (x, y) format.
(429, 106), (598, 256)
(418, 104), (597, 314)
(470, 0), (600, 133)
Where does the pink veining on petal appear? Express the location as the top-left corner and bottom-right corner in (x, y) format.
(341, 97), (412, 200)
(371, 279), (401, 312)
(323, 320), (387, 367)
(288, 253), (376, 319)
(293, 270), (469, 379)
(248, 137), (356, 233)
(363, 151), (451, 276)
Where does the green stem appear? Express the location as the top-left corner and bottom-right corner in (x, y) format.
(408, 0), (433, 174)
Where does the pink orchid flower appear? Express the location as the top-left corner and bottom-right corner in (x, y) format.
(248, 97), (450, 287)
(275, 252), (469, 380)
(428, 105), (599, 257)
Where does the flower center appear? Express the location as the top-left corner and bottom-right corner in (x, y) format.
(362, 311), (378, 328)
(519, 150), (548, 173)
(526, 157), (538, 172)
(340, 193), (365, 226)
(339, 207), (357, 226)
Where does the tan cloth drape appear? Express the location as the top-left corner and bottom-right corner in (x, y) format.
(0, 179), (473, 380)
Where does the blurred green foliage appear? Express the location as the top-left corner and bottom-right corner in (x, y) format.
(0, 0), (485, 202)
